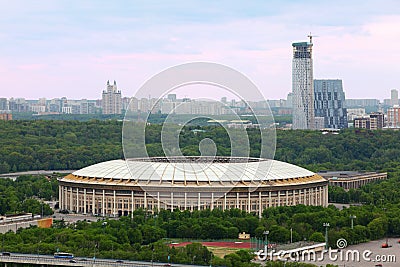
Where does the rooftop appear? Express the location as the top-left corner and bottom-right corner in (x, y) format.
(69, 157), (318, 186)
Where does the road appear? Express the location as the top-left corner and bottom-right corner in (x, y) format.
(0, 252), (197, 267)
(0, 170), (75, 180)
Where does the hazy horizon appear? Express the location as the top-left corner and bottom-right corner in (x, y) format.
(1, 1), (399, 101)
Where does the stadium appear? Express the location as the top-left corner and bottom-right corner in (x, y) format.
(58, 157), (328, 217)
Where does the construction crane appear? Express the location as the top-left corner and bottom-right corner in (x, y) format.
(307, 32), (318, 44)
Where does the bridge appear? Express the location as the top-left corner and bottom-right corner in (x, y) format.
(0, 253), (195, 267)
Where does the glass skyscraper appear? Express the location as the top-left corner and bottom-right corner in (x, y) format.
(292, 41), (314, 129)
(314, 79), (348, 129)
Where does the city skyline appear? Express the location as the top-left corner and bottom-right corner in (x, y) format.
(1, 1), (400, 100)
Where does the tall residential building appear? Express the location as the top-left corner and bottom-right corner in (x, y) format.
(314, 79), (348, 129)
(102, 80), (122, 114)
(370, 112), (384, 129)
(0, 98), (8, 111)
(286, 92), (293, 108)
(292, 40), (314, 129)
(391, 89), (399, 106)
(387, 106), (400, 128)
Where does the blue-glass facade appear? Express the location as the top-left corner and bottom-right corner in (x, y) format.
(314, 79), (348, 129)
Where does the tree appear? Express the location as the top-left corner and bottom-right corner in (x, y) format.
(367, 218), (388, 239)
(309, 232), (325, 242)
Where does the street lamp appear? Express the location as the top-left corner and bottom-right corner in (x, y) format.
(290, 228), (293, 243)
(323, 223), (330, 250)
(350, 215), (356, 229)
(102, 221), (107, 235)
(192, 255), (196, 265)
(93, 242), (97, 263)
(263, 230), (270, 259)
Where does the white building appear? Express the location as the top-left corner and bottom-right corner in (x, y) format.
(347, 108), (366, 121)
(292, 40), (315, 129)
(102, 80), (122, 114)
(391, 89), (399, 106)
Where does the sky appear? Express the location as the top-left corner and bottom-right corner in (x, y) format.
(1, 0), (400, 101)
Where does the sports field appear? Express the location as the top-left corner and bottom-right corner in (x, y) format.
(169, 241), (251, 257)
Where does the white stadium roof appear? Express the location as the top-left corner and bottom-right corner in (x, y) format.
(71, 157), (316, 186)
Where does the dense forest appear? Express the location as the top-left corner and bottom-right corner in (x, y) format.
(0, 175), (56, 215)
(0, 120), (123, 172)
(2, 120), (400, 173)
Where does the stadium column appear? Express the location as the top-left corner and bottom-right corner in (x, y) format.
(258, 191), (262, 218)
(92, 190), (95, 215)
(303, 188), (307, 205)
(223, 193), (227, 211)
(84, 188), (87, 214)
(268, 191), (271, 208)
(236, 192), (239, 209)
(211, 192), (214, 210)
(131, 191), (134, 218)
(285, 190), (289, 205)
(292, 189), (296, 205)
(319, 187), (322, 205)
(69, 187), (73, 211)
(184, 192), (187, 210)
(102, 189), (105, 217)
(76, 188), (79, 213)
(313, 187), (316, 205)
(277, 190), (281, 206)
(325, 186), (329, 206)
(121, 198), (124, 215)
(144, 192), (147, 209)
(247, 191), (251, 212)
(113, 190), (116, 216)
(170, 192), (174, 211)
(63, 186), (66, 210)
(157, 192), (160, 212)
(59, 185), (62, 210)
(197, 192), (201, 210)
(314, 187), (317, 205)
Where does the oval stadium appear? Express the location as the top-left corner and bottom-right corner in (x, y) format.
(58, 157), (328, 218)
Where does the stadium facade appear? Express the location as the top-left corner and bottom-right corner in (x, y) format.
(58, 157), (328, 218)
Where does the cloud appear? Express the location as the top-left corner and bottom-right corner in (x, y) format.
(0, 1), (399, 100)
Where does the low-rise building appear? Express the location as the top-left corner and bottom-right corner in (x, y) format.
(353, 112), (384, 129)
(318, 171), (387, 190)
(387, 106), (400, 128)
(0, 113), (12, 121)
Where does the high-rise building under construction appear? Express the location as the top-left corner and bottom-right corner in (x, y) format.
(292, 38), (314, 129)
